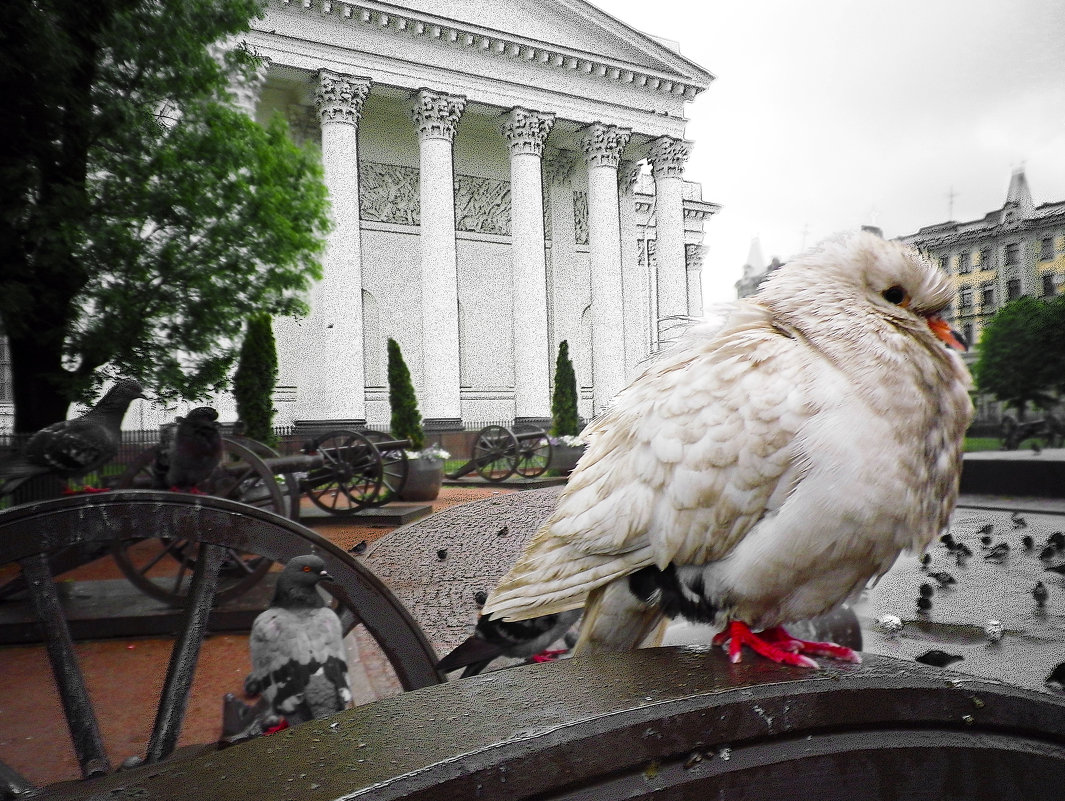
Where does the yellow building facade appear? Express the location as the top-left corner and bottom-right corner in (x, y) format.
(898, 168), (1065, 350)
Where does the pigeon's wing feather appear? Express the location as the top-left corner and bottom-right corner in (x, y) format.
(483, 306), (812, 621)
(23, 419), (119, 477)
(247, 607), (349, 718)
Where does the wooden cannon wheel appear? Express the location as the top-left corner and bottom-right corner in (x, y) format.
(360, 430), (410, 505)
(0, 491), (443, 794)
(473, 424), (519, 482)
(512, 425), (552, 478)
(110, 437), (286, 605)
(303, 429), (389, 516)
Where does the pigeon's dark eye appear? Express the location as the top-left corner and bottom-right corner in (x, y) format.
(882, 285), (908, 306)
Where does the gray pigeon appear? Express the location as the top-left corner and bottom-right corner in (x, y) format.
(0, 379), (144, 494)
(244, 555), (351, 725)
(155, 407), (222, 490)
(436, 609), (581, 678)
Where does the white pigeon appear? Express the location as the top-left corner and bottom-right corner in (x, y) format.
(244, 555), (351, 724)
(483, 232), (973, 668)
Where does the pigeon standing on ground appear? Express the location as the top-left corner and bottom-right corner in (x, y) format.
(153, 407), (222, 491)
(482, 233), (972, 668)
(0, 379), (145, 495)
(437, 610), (581, 678)
(915, 649), (964, 668)
(1046, 662), (1065, 691)
(244, 555), (351, 725)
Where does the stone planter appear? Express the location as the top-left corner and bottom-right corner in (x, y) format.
(548, 445), (586, 475)
(399, 457), (444, 501)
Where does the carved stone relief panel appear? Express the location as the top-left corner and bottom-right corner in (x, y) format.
(685, 243), (706, 269)
(359, 163), (420, 226)
(455, 175), (512, 236)
(574, 190), (588, 245)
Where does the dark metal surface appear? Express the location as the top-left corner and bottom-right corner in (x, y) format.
(0, 490), (445, 791)
(19, 553), (111, 780)
(0, 491), (443, 691)
(32, 649), (1065, 801)
(145, 543), (225, 764)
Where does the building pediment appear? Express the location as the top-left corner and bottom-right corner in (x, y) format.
(257, 0), (712, 112)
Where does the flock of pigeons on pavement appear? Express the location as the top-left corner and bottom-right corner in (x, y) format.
(2, 231), (1063, 744)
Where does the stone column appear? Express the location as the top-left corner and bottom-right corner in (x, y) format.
(295, 71), (370, 425)
(410, 88), (466, 429)
(686, 244), (707, 317)
(618, 160), (645, 381)
(500, 107), (554, 428)
(647, 137), (692, 332)
(544, 150), (581, 374)
(580, 123), (631, 414)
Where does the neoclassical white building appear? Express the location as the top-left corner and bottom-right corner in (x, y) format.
(239, 0), (718, 431)
(0, 0), (718, 433)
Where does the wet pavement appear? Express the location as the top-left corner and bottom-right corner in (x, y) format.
(854, 502), (1065, 694)
(365, 486), (1065, 694)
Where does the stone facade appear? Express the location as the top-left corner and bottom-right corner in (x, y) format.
(0, 0), (721, 431)
(897, 169), (1065, 352)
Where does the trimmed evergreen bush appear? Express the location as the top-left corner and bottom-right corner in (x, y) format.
(233, 313), (279, 446)
(550, 340), (581, 437)
(387, 338), (425, 450)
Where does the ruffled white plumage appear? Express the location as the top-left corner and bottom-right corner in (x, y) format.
(483, 233), (972, 650)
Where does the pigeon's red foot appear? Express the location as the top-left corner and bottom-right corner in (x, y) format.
(712, 621), (819, 668)
(760, 625), (862, 664)
(530, 648), (569, 664)
(170, 486), (206, 495)
(63, 485), (111, 495)
(263, 719), (289, 735)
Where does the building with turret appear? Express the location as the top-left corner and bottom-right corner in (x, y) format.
(897, 168), (1065, 349)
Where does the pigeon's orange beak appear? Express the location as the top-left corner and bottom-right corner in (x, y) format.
(927, 315), (967, 351)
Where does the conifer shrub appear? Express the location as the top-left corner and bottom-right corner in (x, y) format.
(387, 338), (425, 450)
(233, 313), (279, 446)
(550, 340), (581, 438)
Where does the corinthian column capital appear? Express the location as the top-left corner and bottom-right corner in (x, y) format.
(499, 107), (555, 157)
(647, 136), (692, 179)
(316, 70), (371, 126)
(579, 123), (631, 169)
(409, 88), (467, 142)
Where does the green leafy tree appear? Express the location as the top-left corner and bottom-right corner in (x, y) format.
(550, 340), (581, 437)
(387, 338), (425, 450)
(233, 313), (278, 446)
(974, 296), (1059, 415)
(0, 0), (330, 431)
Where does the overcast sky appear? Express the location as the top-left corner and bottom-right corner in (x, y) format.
(591, 0), (1065, 306)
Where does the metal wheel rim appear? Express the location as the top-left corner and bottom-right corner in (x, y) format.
(304, 430), (382, 516)
(111, 438), (280, 604)
(361, 430), (409, 506)
(513, 426), (552, 478)
(474, 425), (518, 482)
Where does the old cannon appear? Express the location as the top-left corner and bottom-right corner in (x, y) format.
(1000, 411), (1064, 450)
(0, 490), (445, 796)
(107, 430), (410, 606)
(446, 424), (552, 483)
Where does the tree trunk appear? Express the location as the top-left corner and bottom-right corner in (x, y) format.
(8, 333), (72, 432)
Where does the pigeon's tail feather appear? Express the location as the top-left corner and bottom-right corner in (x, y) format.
(0, 456), (47, 483)
(436, 637), (504, 675)
(573, 578), (665, 657)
